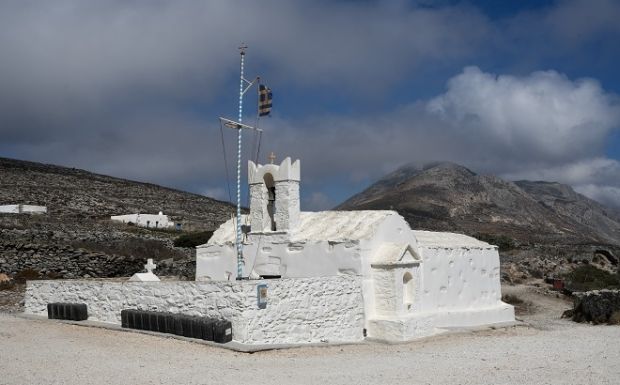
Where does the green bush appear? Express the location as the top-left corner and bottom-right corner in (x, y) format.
(564, 265), (620, 292)
(173, 231), (214, 248)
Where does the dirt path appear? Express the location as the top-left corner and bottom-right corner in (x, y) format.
(1, 284), (619, 385)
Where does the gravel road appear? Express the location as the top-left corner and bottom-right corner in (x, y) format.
(1, 286), (619, 385)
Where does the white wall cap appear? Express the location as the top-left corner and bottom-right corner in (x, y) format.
(413, 230), (495, 249)
(248, 157), (301, 184)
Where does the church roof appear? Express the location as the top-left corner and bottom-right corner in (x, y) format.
(412, 230), (494, 249)
(206, 210), (398, 245)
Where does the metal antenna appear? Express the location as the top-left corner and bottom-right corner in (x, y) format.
(218, 44), (261, 280)
(235, 43), (247, 280)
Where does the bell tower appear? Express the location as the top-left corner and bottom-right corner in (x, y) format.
(248, 156), (300, 233)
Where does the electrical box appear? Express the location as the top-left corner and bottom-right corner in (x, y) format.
(257, 283), (268, 309)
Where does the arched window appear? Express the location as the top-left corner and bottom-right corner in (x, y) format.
(263, 173), (276, 231)
(403, 272), (414, 310)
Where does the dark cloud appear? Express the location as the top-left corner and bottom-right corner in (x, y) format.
(0, 1), (619, 210)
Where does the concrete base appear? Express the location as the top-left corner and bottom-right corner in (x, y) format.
(368, 303), (515, 342)
(17, 312), (520, 352)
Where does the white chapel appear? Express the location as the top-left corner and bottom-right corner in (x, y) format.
(196, 157), (514, 341)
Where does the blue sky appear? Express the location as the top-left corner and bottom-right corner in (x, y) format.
(1, 0), (619, 210)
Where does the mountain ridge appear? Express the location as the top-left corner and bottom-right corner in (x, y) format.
(337, 162), (620, 247)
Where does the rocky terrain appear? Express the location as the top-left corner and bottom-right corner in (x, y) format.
(0, 157), (236, 282)
(337, 162), (620, 282)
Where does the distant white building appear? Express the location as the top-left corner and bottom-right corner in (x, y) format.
(0, 204), (47, 214)
(111, 211), (174, 229)
(196, 157), (514, 342)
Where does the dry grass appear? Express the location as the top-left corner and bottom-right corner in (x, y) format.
(502, 293), (536, 315)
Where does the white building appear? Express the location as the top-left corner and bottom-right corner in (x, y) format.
(0, 204), (47, 214)
(111, 211), (174, 229)
(196, 157), (514, 341)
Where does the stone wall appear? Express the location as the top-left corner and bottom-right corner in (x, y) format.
(25, 275), (365, 345)
(0, 226), (194, 280)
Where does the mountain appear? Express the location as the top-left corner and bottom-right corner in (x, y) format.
(0, 157), (235, 280)
(337, 162), (620, 246)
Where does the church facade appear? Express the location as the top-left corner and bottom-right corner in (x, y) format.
(196, 157), (514, 341)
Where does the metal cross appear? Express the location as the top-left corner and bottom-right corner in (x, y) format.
(145, 258), (157, 274)
(268, 152), (276, 164)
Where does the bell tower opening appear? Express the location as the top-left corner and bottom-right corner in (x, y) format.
(264, 173), (276, 231)
(248, 157), (300, 234)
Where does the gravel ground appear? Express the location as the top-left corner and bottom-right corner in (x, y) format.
(1, 285), (619, 385)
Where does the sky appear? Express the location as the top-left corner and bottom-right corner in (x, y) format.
(1, 0), (620, 211)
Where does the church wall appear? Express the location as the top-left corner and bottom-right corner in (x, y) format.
(197, 235), (366, 280)
(25, 275), (365, 345)
(416, 246), (503, 312)
(196, 243), (237, 280)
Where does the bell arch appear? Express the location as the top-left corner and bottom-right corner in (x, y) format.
(264, 173), (276, 231)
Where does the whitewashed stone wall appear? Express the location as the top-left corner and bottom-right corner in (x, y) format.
(110, 213), (174, 229)
(25, 275), (364, 345)
(274, 180), (300, 231)
(0, 204), (47, 214)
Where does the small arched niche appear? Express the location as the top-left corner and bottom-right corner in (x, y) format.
(403, 272), (414, 310)
(263, 173), (276, 231)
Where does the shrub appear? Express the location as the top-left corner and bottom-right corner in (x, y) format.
(72, 238), (186, 261)
(501, 294), (524, 305)
(609, 311), (620, 325)
(173, 231), (214, 248)
(0, 279), (15, 291)
(14, 268), (41, 283)
(474, 233), (515, 251)
(563, 265), (620, 292)
(501, 293), (534, 315)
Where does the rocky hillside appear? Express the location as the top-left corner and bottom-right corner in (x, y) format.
(337, 162), (620, 281)
(0, 157), (235, 280)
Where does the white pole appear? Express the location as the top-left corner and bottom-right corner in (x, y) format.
(235, 45), (247, 279)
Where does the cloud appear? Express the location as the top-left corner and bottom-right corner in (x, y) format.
(427, 66), (620, 164)
(500, 158), (620, 209)
(264, 67), (620, 208)
(574, 184), (620, 211)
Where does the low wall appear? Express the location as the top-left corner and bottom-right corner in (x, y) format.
(0, 204), (46, 214)
(25, 275), (365, 345)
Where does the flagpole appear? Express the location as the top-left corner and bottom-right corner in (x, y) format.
(235, 44), (247, 280)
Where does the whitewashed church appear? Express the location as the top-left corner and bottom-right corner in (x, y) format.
(197, 157), (514, 341)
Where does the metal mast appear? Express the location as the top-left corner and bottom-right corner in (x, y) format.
(219, 44), (261, 280)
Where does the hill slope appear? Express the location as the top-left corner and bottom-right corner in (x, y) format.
(0, 157), (235, 280)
